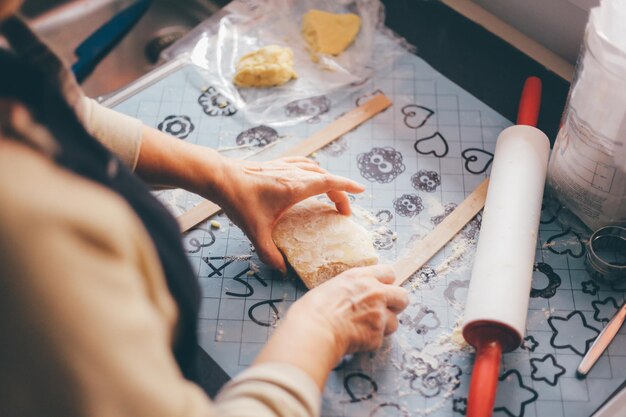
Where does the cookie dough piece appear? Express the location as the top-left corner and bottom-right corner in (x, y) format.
(301, 9), (361, 56)
(234, 45), (298, 88)
(272, 198), (378, 289)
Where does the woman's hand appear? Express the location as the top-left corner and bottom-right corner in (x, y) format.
(289, 264), (409, 354)
(208, 156), (365, 274)
(134, 126), (365, 273)
(254, 264), (409, 388)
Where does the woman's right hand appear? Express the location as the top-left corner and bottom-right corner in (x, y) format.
(289, 264), (409, 355)
(254, 264), (409, 389)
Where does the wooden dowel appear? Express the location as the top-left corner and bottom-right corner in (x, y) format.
(393, 178), (489, 286)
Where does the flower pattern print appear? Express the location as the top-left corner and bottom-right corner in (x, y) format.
(157, 115), (194, 139)
(402, 352), (462, 398)
(357, 147), (406, 183)
(236, 125), (279, 148)
(411, 169), (441, 192)
(321, 137), (348, 157)
(373, 228), (395, 250)
(198, 86), (237, 116)
(284, 95), (331, 123)
(431, 203), (482, 240)
(393, 194), (424, 218)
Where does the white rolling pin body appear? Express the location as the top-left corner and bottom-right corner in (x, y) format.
(462, 125), (550, 347)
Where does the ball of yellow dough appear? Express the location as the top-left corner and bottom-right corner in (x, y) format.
(301, 9), (361, 56)
(233, 45), (298, 88)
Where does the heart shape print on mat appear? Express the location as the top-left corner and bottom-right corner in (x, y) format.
(545, 228), (585, 258)
(355, 89), (384, 107)
(461, 148), (494, 174)
(402, 104), (434, 129)
(414, 132), (449, 158)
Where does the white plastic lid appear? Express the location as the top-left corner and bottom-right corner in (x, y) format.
(595, 0), (626, 52)
(587, 0), (626, 81)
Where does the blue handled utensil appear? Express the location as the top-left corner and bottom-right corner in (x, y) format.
(71, 0), (151, 83)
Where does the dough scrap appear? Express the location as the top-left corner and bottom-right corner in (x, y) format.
(272, 198), (378, 289)
(301, 9), (361, 56)
(234, 45), (298, 88)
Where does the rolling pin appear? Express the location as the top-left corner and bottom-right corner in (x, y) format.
(462, 77), (550, 417)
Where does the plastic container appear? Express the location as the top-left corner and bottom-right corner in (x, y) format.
(547, 0), (626, 232)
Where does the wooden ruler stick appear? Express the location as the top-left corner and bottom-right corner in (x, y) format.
(177, 94), (392, 233)
(393, 178), (489, 286)
(278, 95), (392, 158)
(177, 200), (222, 233)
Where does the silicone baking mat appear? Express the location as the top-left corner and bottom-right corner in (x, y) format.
(111, 43), (626, 417)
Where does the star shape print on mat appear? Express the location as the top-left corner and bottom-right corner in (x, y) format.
(521, 335), (539, 352)
(592, 297), (620, 323)
(582, 280), (600, 295)
(494, 370), (538, 417)
(530, 354), (566, 386)
(548, 311), (600, 355)
(452, 397), (467, 415)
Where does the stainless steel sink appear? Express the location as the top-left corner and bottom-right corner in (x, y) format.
(24, 0), (227, 98)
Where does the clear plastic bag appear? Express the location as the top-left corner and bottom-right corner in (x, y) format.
(163, 0), (411, 125)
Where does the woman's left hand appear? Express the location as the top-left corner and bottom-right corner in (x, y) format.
(208, 156), (365, 273)
(133, 127), (364, 273)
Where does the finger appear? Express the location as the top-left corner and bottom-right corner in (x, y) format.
(383, 311), (400, 336)
(253, 229), (287, 275)
(274, 158), (365, 197)
(326, 190), (351, 215)
(350, 264), (395, 284)
(325, 174), (365, 194)
(298, 174), (365, 200)
(287, 159), (329, 176)
(292, 161), (327, 174)
(384, 286), (410, 313)
(281, 156), (316, 164)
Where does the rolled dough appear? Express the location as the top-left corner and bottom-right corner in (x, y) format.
(272, 198), (378, 288)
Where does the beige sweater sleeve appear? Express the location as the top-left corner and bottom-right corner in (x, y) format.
(0, 141), (320, 417)
(216, 363), (321, 417)
(80, 97), (143, 170)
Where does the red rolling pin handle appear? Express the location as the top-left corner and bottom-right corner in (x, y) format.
(516, 76), (542, 127)
(467, 341), (502, 417)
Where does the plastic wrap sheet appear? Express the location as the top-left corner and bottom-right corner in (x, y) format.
(163, 0), (412, 126)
